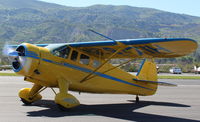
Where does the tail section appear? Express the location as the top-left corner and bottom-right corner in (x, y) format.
(135, 59), (176, 87)
(137, 59), (157, 82)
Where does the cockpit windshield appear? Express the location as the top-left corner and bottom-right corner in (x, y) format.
(51, 45), (71, 59)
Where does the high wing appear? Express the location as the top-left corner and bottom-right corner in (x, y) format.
(8, 44), (49, 49)
(8, 38), (197, 59)
(69, 38), (198, 59)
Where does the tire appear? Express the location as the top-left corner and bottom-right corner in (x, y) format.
(21, 98), (32, 105)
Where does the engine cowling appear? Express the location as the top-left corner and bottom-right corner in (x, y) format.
(12, 43), (40, 76)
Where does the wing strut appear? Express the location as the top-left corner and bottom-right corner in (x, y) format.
(80, 29), (128, 83)
(83, 58), (135, 82)
(80, 47), (124, 83)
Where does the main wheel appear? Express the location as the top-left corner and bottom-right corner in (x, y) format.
(55, 93), (80, 110)
(19, 88), (42, 105)
(21, 98), (33, 105)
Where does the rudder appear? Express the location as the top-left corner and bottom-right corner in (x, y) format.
(136, 59), (158, 82)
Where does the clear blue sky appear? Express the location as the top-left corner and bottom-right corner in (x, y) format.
(40, 0), (200, 17)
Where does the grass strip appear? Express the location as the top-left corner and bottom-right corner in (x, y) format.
(0, 73), (19, 76)
(158, 75), (200, 79)
(0, 73), (200, 79)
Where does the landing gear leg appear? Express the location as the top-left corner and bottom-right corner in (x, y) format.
(136, 95), (139, 103)
(55, 77), (80, 110)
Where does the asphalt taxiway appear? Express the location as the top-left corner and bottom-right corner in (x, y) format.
(0, 76), (200, 122)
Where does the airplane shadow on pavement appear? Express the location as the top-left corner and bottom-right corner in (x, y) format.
(26, 99), (197, 122)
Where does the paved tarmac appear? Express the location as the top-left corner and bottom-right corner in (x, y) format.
(0, 76), (200, 122)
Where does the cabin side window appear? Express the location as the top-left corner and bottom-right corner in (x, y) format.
(93, 60), (101, 68)
(80, 54), (90, 65)
(71, 50), (78, 61)
(52, 46), (71, 59)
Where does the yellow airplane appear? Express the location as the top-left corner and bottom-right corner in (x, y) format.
(7, 31), (198, 110)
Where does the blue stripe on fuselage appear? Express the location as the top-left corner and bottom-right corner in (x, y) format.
(26, 55), (153, 91)
(62, 62), (153, 90)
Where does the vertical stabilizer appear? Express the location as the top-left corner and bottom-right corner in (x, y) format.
(137, 59), (158, 81)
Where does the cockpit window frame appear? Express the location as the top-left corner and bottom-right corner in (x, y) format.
(51, 45), (71, 59)
(70, 50), (79, 61)
(80, 53), (90, 65)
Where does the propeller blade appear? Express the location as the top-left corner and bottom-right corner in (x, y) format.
(18, 56), (32, 74)
(3, 43), (15, 56)
(8, 51), (19, 57)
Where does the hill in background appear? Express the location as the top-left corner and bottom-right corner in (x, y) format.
(0, 0), (199, 63)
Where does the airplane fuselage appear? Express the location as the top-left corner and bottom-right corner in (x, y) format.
(14, 43), (157, 96)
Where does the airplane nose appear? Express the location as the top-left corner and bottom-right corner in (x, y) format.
(12, 45), (26, 72)
(11, 43), (40, 76)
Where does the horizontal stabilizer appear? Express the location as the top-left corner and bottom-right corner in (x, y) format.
(133, 78), (177, 87)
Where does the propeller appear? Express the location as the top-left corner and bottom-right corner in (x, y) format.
(20, 56), (32, 73)
(2, 43), (32, 73)
(2, 43), (17, 63)
(2, 43), (15, 56)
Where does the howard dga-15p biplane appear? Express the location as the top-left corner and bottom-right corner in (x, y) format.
(6, 30), (198, 110)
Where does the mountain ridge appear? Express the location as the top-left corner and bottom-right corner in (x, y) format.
(0, 0), (199, 63)
(0, 0), (199, 44)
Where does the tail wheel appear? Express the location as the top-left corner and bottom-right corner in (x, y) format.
(136, 95), (139, 103)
